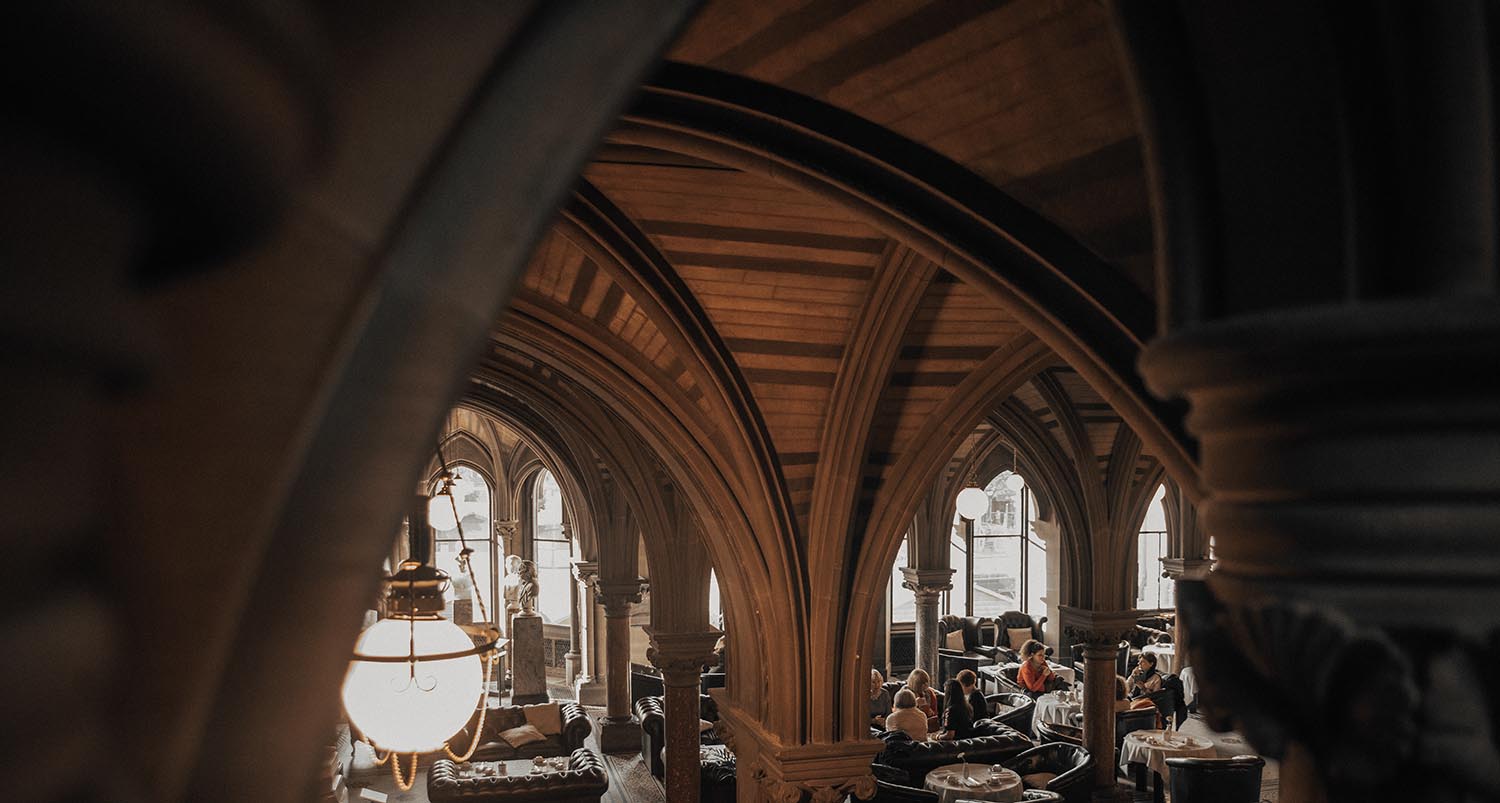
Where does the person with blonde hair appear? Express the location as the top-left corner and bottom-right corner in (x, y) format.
(904, 668), (940, 731)
(869, 668), (892, 728)
(885, 688), (928, 740)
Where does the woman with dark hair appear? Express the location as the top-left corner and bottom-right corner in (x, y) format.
(1127, 651), (1165, 697)
(1015, 638), (1056, 694)
(938, 678), (975, 739)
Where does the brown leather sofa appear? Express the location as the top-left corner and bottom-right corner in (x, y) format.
(937, 615), (1003, 662)
(873, 721), (1032, 784)
(449, 701), (591, 762)
(426, 748), (607, 802)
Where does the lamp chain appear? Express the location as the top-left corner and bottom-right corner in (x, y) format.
(435, 443), (492, 624)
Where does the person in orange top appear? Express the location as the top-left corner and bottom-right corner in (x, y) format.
(1015, 639), (1056, 695)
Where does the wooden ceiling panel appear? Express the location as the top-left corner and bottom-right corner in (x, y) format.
(668, 0), (1155, 293)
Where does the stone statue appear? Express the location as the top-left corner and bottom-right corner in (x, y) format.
(517, 559), (538, 615)
(502, 554), (523, 612)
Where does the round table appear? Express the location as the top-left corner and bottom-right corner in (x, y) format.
(922, 763), (1022, 803)
(1119, 729), (1216, 781)
(1033, 692), (1082, 726)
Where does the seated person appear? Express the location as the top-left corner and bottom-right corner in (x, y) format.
(885, 688), (928, 741)
(1115, 675), (1154, 711)
(869, 668), (892, 729)
(1126, 651), (1165, 698)
(1015, 639), (1057, 694)
(937, 678), (977, 740)
(903, 668), (941, 731)
(956, 668), (987, 720)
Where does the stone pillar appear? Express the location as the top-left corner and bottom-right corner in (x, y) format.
(509, 612), (548, 704)
(595, 578), (646, 751)
(1160, 558), (1214, 661)
(1115, 3), (1500, 798)
(1062, 608), (1137, 802)
(901, 568), (953, 681)
(647, 629), (720, 803)
(572, 560), (606, 705)
(562, 526), (582, 684)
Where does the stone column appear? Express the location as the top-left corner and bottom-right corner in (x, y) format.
(562, 525), (582, 684)
(1062, 608), (1137, 802)
(595, 578), (646, 751)
(647, 629), (720, 803)
(572, 560), (607, 705)
(1160, 558), (1214, 662)
(901, 568), (953, 681)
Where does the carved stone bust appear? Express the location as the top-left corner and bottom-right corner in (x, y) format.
(517, 559), (538, 616)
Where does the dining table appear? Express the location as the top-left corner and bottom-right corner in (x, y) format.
(1032, 691), (1082, 726)
(922, 762), (1022, 803)
(1119, 728), (1216, 803)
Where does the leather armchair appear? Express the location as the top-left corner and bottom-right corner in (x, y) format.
(1034, 720), (1082, 746)
(873, 723), (1032, 785)
(937, 649), (983, 686)
(867, 778), (939, 803)
(1165, 755), (1265, 803)
(1067, 642), (1130, 684)
(700, 745), (737, 803)
(427, 748), (608, 803)
(938, 615), (1003, 662)
(635, 694), (720, 779)
(987, 692), (1035, 735)
(992, 610), (1049, 663)
(1003, 743), (1095, 803)
(990, 662), (1068, 697)
(1115, 707), (1158, 758)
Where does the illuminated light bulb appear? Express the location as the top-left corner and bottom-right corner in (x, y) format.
(1004, 472), (1026, 492)
(428, 491), (458, 531)
(955, 486), (988, 520)
(342, 617), (482, 753)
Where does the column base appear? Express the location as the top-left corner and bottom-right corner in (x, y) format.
(597, 716), (642, 753)
(510, 691), (550, 705)
(564, 650), (581, 684)
(575, 677), (607, 706)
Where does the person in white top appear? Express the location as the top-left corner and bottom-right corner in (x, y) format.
(884, 688), (928, 741)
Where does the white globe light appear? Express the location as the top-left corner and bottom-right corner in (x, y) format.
(428, 492), (458, 531)
(342, 618), (482, 753)
(1004, 472), (1026, 492)
(955, 486), (989, 520)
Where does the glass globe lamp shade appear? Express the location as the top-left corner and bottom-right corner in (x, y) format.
(1004, 472), (1026, 492)
(955, 486), (989, 520)
(428, 492), (459, 531)
(342, 617), (483, 753)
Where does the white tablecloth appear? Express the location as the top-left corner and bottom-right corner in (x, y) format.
(1033, 692), (1081, 726)
(1119, 729), (1216, 780)
(1179, 665), (1197, 705)
(923, 763), (1022, 803)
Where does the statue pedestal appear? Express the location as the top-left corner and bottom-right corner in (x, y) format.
(509, 613), (548, 705)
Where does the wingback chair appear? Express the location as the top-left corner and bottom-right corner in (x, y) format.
(1003, 743), (1095, 803)
(1165, 755), (1266, 803)
(1034, 720), (1083, 746)
(993, 610), (1048, 662)
(987, 692), (1035, 734)
(937, 615), (1002, 662)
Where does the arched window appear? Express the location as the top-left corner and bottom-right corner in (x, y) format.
(1135, 484), (1173, 609)
(431, 465), (492, 623)
(961, 471), (1047, 617)
(708, 569), (723, 629)
(890, 537), (915, 623)
(530, 469), (572, 625)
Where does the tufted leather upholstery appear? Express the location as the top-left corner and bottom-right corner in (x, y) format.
(635, 694), (720, 779)
(700, 745), (737, 803)
(991, 611), (1049, 662)
(938, 615), (1003, 661)
(986, 662), (1069, 697)
(1034, 720), (1082, 747)
(987, 692), (1035, 735)
(873, 722), (1032, 784)
(1165, 755), (1265, 803)
(427, 749), (608, 803)
(450, 701), (591, 763)
(1003, 743), (1095, 803)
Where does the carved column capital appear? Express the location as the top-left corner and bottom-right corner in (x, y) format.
(571, 559), (599, 586)
(750, 770), (877, 803)
(1059, 606), (1138, 654)
(900, 567), (953, 600)
(596, 578), (647, 617)
(742, 739), (883, 803)
(494, 519), (518, 538)
(1161, 557), (1215, 580)
(645, 627), (719, 687)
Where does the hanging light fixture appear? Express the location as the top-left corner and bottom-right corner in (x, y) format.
(1004, 443), (1026, 491)
(427, 470), (459, 531)
(955, 429), (988, 520)
(343, 447), (504, 791)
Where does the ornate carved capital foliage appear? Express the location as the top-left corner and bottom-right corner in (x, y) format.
(570, 559), (599, 585)
(750, 767), (877, 803)
(645, 627), (719, 686)
(900, 567), (953, 601)
(595, 578), (647, 616)
(1174, 581), (1473, 797)
(1058, 606), (1137, 651)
